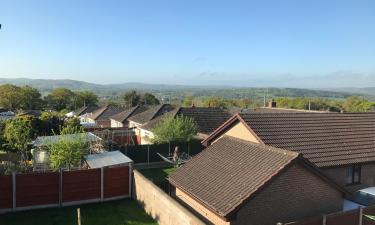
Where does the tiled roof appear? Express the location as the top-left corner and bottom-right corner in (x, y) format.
(178, 107), (232, 135)
(140, 107), (231, 135)
(169, 136), (299, 217)
(88, 105), (125, 121)
(74, 106), (100, 117)
(128, 104), (174, 124)
(110, 105), (148, 123)
(247, 107), (335, 114)
(239, 113), (375, 167)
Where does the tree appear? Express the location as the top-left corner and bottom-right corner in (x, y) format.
(142, 93), (160, 105)
(0, 84), (23, 111)
(151, 116), (197, 143)
(123, 90), (141, 107)
(202, 97), (227, 108)
(74, 91), (98, 108)
(182, 96), (195, 107)
(48, 126), (88, 170)
(45, 88), (75, 111)
(19, 86), (43, 110)
(4, 118), (33, 161)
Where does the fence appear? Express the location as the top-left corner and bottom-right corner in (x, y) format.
(0, 165), (131, 213)
(132, 170), (205, 225)
(120, 141), (204, 164)
(285, 206), (375, 225)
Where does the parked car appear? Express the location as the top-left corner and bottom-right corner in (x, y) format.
(344, 187), (375, 211)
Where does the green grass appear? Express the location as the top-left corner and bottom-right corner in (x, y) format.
(0, 199), (157, 225)
(139, 167), (176, 185)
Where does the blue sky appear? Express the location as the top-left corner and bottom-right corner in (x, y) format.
(0, 0), (375, 87)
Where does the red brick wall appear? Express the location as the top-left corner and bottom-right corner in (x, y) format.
(62, 169), (101, 202)
(104, 166), (129, 198)
(96, 120), (111, 128)
(233, 162), (343, 225)
(16, 172), (59, 207)
(0, 175), (12, 209)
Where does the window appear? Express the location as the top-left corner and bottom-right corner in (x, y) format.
(346, 165), (361, 185)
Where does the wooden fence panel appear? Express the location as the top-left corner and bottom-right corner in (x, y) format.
(104, 166), (129, 198)
(16, 172), (59, 207)
(0, 175), (12, 209)
(62, 169), (101, 203)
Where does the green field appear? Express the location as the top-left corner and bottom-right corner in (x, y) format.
(0, 199), (157, 225)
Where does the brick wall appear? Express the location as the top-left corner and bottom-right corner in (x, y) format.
(322, 163), (375, 193)
(232, 162), (343, 225)
(175, 188), (230, 225)
(132, 170), (205, 225)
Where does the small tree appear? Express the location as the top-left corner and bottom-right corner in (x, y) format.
(48, 126), (88, 170)
(151, 116), (197, 144)
(4, 118), (33, 161)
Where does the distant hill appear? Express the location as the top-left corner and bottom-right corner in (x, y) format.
(0, 78), (369, 100)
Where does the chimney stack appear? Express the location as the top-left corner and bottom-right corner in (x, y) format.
(268, 100), (277, 108)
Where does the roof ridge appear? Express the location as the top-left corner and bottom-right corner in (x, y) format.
(222, 136), (299, 158)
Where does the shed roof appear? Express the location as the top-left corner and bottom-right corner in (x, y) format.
(33, 132), (101, 147)
(85, 151), (132, 168)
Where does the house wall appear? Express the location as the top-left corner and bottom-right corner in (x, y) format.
(322, 163), (375, 193)
(214, 121), (260, 144)
(133, 170), (205, 225)
(175, 188), (230, 225)
(111, 119), (124, 128)
(139, 128), (154, 145)
(233, 163), (343, 225)
(173, 162), (343, 225)
(95, 120), (111, 128)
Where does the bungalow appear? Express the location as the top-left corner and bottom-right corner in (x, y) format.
(66, 105), (100, 118)
(85, 105), (125, 128)
(110, 105), (148, 128)
(0, 108), (15, 120)
(140, 107), (232, 141)
(203, 113), (375, 193)
(169, 136), (347, 225)
(128, 104), (174, 144)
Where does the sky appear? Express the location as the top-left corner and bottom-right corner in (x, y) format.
(0, 0), (375, 87)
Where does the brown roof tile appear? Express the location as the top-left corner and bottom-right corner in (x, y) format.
(169, 136), (299, 217)
(238, 113), (375, 167)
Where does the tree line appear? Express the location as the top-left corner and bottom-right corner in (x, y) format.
(0, 84), (162, 112)
(0, 84), (99, 111)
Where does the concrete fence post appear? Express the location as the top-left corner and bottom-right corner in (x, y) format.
(359, 206), (363, 225)
(129, 163), (133, 197)
(322, 215), (326, 225)
(101, 167), (104, 201)
(12, 172), (16, 210)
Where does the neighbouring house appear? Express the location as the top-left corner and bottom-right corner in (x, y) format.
(17, 110), (42, 118)
(128, 104), (175, 144)
(66, 105), (100, 118)
(32, 132), (103, 171)
(169, 136), (347, 225)
(140, 107), (232, 142)
(110, 105), (148, 128)
(0, 108), (15, 120)
(203, 113), (375, 193)
(85, 105), (125, 128)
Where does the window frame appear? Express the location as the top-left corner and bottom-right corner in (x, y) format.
(346, 165), (362, 185)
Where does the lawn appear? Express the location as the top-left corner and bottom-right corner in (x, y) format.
(0, 199), (157, 225)
(139, 167), (176, 185)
